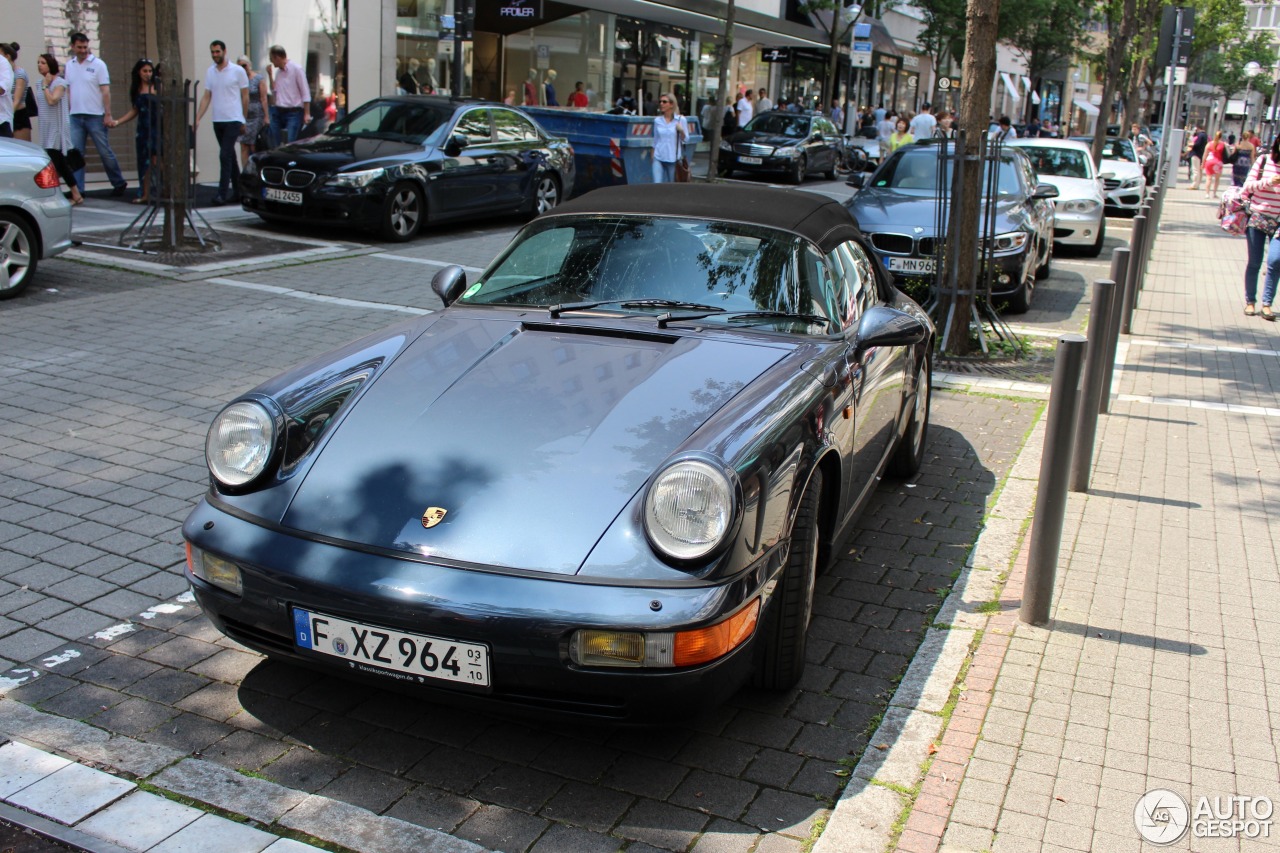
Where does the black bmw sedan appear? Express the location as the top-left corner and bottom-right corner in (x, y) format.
(845, 140), (1058, 313)
(240, 96), (575, 241)
(719, 111), (844, 184)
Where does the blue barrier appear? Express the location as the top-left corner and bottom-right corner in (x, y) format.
(522, 108), (703, 194)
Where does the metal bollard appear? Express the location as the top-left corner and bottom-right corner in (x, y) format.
(1099, 247), (1130, 413)
(1122, 215), (1146, 334)
(1022, 334), (1087, 627)
(1070, 280), (1116, 493)
(1137, 203), (1153, 291)
(1144, 196), (1160, 272)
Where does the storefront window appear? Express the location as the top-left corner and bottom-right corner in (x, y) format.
(612, 17), (694, 115)
(502, 11), (614, 110)
(247, 0), (348, 117)
(395, 0), (454, 95)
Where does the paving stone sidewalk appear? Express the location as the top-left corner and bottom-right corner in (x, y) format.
(877, 188), (1280, 852)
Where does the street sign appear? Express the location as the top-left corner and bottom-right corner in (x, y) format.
(1155, 6), (1194, 68)
(937, 77), (951, 90)
(761, 47), (792, 63)
(851, 41), (872, 68)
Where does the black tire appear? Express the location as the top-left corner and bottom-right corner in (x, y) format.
(1035, 240), (1052, 280)
(380, 182), (424, 242)
(1003, 277), (1032, 313)
(531, 174), (560, 217)
(888, 353), (931, 477)
(824, 152), (838, 181)
(1084, 219), (1106, 257)
(753, 469), (821, 691)
(0, 212), (38, 301)
(789, 155), (806, 185)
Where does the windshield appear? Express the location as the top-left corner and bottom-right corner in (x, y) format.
(870, 146), (1024, 196)
(327, 100), (449, 143)
(744, 113), (812, 139)
(1074, 137), (1137, 163)
(1019, 146), (1092, 180)
(460, 216), (838, 335)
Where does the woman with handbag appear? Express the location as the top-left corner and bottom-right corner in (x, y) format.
(1241, 136), (1280, 319)
(651, 92), (689, 184)
(235, 56), (270, 167)
(1203, 130), (1227, 198)
(33, 53), (84, 205)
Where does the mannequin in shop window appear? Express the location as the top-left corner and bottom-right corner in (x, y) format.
(421, 58), (437, 94)
(544, 69), (558, 106)
(524, 69), (538, 106)
(399, 59), (421, 95)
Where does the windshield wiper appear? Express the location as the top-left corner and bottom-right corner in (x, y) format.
(721, 310), (831, 327)
(549, 299), (725, 318)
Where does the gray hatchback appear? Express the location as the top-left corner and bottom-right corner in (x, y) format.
(0, 140), (73, 299)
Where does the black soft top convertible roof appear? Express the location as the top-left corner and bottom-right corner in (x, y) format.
(545, 184), (864, 254)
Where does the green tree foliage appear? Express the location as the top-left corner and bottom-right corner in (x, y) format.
(1202, 32), (1276, 101)
(1000, 0), (1094, 80)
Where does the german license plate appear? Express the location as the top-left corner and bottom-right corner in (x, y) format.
(886, 257), (936, 274)
(292, 607), (489, 687)
(739, 156), (763, 165)
(264, 187), (302, 204)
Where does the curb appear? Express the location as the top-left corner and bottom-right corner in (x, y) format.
(813, 402), (1048, 852)
(0, 700), (488, 853)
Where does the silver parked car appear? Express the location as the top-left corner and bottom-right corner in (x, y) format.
(0, 140), (74, 299)
(1011, 138), (1107, 256)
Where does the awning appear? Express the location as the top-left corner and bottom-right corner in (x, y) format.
(999, 72), (1020, 99)
(591, 0), (830, 49)
(1021, 75), (1033, 95)
(809, 11), (902, 56)
(1073, 99), (1100, 117)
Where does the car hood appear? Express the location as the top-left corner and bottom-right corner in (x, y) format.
(1099, 160), (1143, 180)
(729, 131), (807, 149)
(1037, 175), (1104, 203)
(282, 313), (786, 575)
(847, 189), (1020, 235)
(257, 133), (427, 172)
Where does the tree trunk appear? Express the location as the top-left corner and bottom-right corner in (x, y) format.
(940, 0), (1001, 356)
(1091, 0), (1137, 165)
(155, 0), (188, 248)
(1122, 0), (1161, 130)
(705, 0), (736, 181)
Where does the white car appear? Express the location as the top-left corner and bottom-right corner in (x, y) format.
(1072, 136), (1146, 214)
(1011, 138), (1107, 257)
(0, 140), (73, 299)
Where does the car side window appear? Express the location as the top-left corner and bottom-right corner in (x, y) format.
(454, 109), (492, 145)
(494, 109), (539, 143)
(799, 245), (840, 329)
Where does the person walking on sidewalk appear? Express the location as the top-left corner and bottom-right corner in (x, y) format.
(1187, 126), (1207, 189)
(268, 45), (310, 145)
(108, 59), (161, 204)
(33, 54), (84, 204)
(65, 32), (128, 195)
(194, 40), (248, 206)
(1203, 130), (1227, 198)
(1241, 137), (1280, 320)
(650, 92), (688, 183)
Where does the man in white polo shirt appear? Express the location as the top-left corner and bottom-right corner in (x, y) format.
(64, 32), (128, 194)
(194, 40), (249, 205)
(0, 50), (13, 137)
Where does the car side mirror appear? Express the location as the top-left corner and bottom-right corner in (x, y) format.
(1033, 183), (1059, 199)
(431, 265), (468, 307)
(444, 133), (468, 157)
(846, 172), (866, 189)
(853, 305), (929, 358)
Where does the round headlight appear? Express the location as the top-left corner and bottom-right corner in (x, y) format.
(644, 459), (735, 562)
(206, 401), (276, 487)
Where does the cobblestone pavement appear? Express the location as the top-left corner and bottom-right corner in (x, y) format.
(2, 205), (1040, 852)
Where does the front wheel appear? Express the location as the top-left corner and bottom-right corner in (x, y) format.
(0, 212), (38, 300)
(1003, 276), (1032, 314)
(380, 182), (424, 242)
(789, 155), (806, 185)
(753, 469), (821, 691)
(531, 174), (560, 216)
(1084, 219), (1106, 257)
(888, 354), (932, 477)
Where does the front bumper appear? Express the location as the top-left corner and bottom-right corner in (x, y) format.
(878, 249), (1028, 297)
(183, 498), (773, 722)
(1103, 183), (1145, 210)
(1052, 210), (1104, 246)
(239, 175), (385, 227)
(721, 149), (802, 175)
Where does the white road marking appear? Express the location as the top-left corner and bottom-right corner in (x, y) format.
(207, 277), (433, 315)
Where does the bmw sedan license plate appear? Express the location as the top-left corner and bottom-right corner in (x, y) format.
(886, 257), (936, 274)
(293, 607), (490, 687)
(264, 187), (302, 205)
(739, 156), (763, 165)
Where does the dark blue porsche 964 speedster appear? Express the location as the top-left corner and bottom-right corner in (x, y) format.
(183, 183), (934, 722)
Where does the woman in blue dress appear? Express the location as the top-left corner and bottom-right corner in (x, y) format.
(109, 59), (161, 204)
